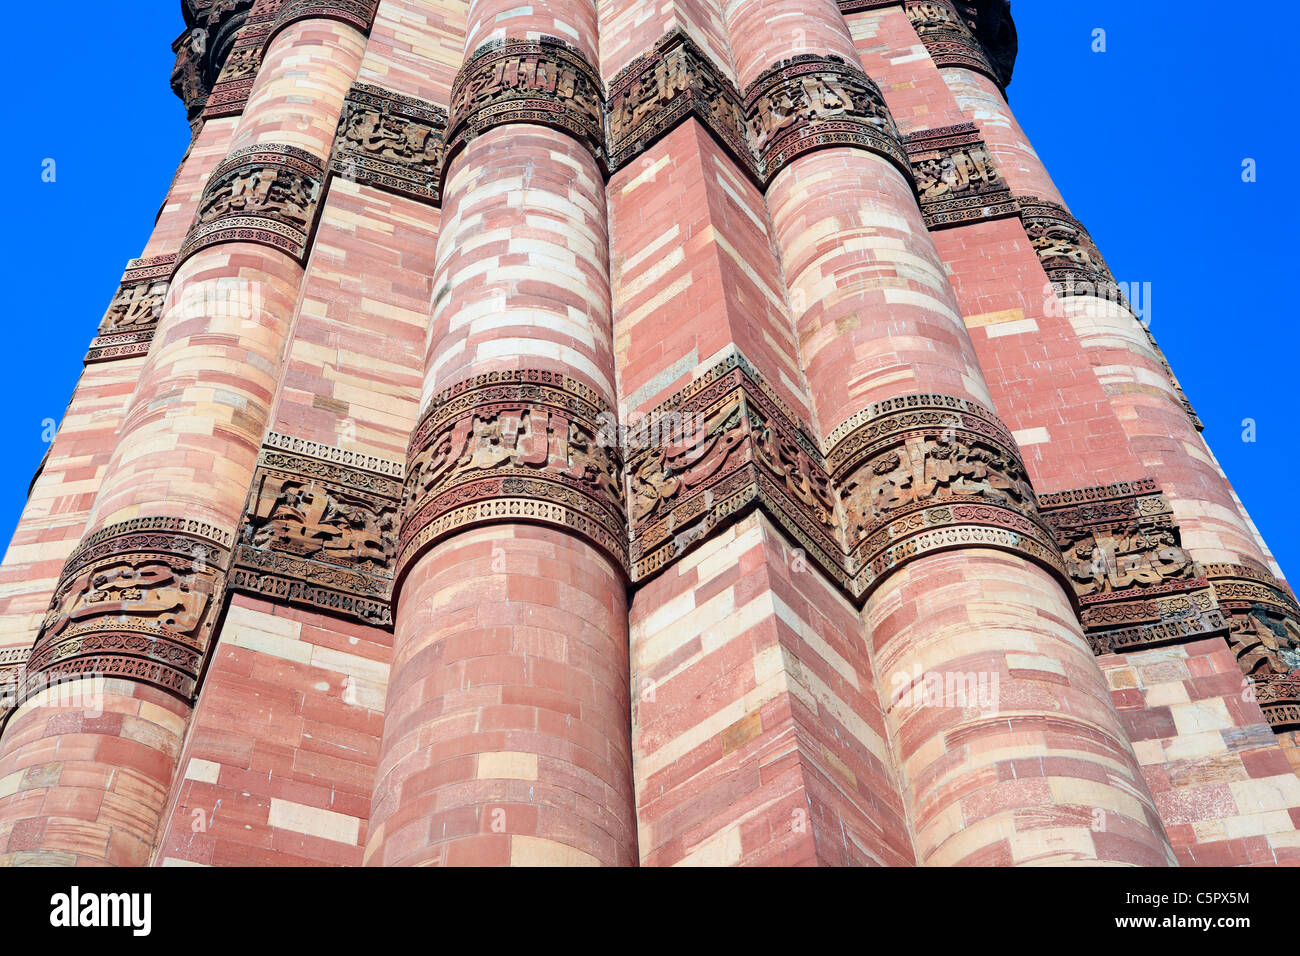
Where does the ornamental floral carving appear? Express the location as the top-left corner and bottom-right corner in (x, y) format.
(25, 519), (233, 702)
(743, 55), (909, 183)
(446, 38), (606, 168)
(398, 371), (627, 586)
(906, 123), (1018, 228)
(606, 28), (756, 177)
(181, 143), (326, 264)
(230, 434), (403, 626)
(330, 83), (447, 203)
(1038, 479), (1227, 654)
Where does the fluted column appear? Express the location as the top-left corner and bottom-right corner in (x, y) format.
(0, 9), (369, 867)
(365, 0), (637, 866)
(720, 0), (1175, 865)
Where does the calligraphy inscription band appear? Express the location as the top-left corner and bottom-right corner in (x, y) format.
(25, 518), (233, 703)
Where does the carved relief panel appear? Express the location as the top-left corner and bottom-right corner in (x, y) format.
(825, 394), (1066, 600)
(25, 519), (233, 702)
(606, 28), (756, 178)
(85, 254), (177, 363)
(743, 55), (909, 183)
(181, 143), (326, 264)
(399, 371), (628, 587)
(626, 353), (843, 585)
(446, 38), (607, 169)
(904, 0), (1001, 85)
(905, 123), (1018, 228)
(1038, 479), (1227, 654)
(330, 83), (447, 203)
(231, 434), (402, 626)
(1205, 564), (1300, 731)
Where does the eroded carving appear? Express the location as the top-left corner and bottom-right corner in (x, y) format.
(1039, 479), (1227, 654)
(446, 38), (606, 168)
(905, 0), (1001, 85)
(906, 123), (1018, 228)
(744, 55), (909, 183)
(265, 0), (378, 51)
(24, 519), (232, 702)
(85, 255), (177, 364)
(330, 83), (447, 203)
(1205, 564), (1300, 731)
(181, 143), (325, 264)
(606, 29), (755, 178)
(627, 353), (843, 584)
(399, 371), (627, 586)
(827, 394), (1065, 600)
(231, 437), (401, 626)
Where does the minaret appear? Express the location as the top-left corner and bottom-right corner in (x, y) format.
(1, 0), (1297, 867)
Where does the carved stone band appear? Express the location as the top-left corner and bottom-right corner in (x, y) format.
(330, 82), (447, 204)
(627, 353), (843, 586)
(398, 370), (627, 588)
(744, 55), (909, 184)
(905, 123), (1018, 229)
(446, 38), (606, 170)
(0, 646), (29, 721)
(606, 28), (756, 178)
(1019, 198), (1122, 302)
(904, 0), (1002, 87)
(202, 19), (269, 119)
(180, 143), (326, 266)
(230, 434), (403, 626)
(828, 394), (1067, 600)
(1020, 196), (1203, 432)
(263, 0), (379, 54)
(1038, 478), (1227, 655)
(85, 254), (177, 364)
(1203, 564), (1300, 731)
(24, 518), (234, 703)
(625, 357), (1064, 606)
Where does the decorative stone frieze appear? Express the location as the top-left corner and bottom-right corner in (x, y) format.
(905, 122), (1018, 228)
(85, 254), (177, 364)
(627, 353), (843, 586)
(744, 55), (909, 183)
(1019, 197), (1122, 302)
(625, 358), (1064, 606)
(263, 0), (378, 52)
(25, 518), (233, 702)
(0, 646), (28, 722)
(180, 143), (326, 265)
(826, 393), (1066, 600)
(606, 28), (756, 177)
(1038, 478), (1227, 654)
(329, 83), (448, 203)
(446, 38), (607, 169)
(201, 0), (285, 119)
(230, 434), (403, 627)
(398, 371), (628, 588)
(1204, 564), (1300, 731)
(1020, 197), (1203, 432)
(904, 0), (1001, 87)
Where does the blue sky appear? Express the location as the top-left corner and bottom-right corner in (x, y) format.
(0, 1), (1293, 579)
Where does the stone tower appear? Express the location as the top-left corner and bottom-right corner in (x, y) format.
(0, 0), (1297, 867)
